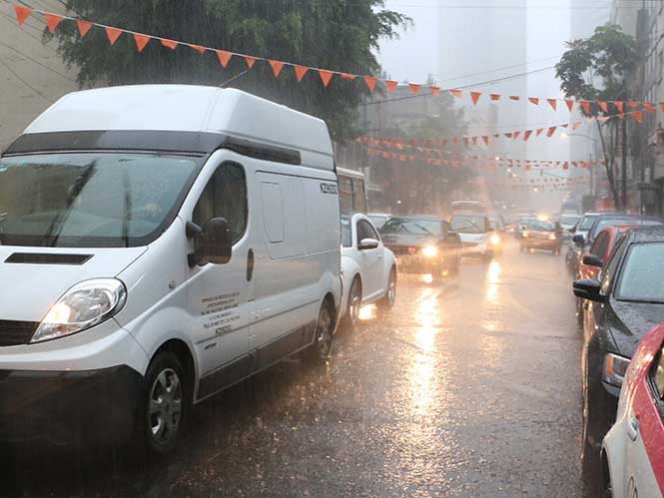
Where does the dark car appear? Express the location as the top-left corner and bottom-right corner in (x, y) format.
(519, 218), (563, 254)
(573, 225), (664, 479)
(380, 215), (461, 282)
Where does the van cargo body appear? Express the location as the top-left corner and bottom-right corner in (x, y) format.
(0, 85), (341, 452)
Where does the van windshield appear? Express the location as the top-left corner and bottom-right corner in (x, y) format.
(0, 153), (198, 247)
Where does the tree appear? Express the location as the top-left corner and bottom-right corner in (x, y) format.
(556, 24), (638, 210)
(48, 0), (410, 140)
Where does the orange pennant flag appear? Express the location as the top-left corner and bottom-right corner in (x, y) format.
(340, 73), (356, 80)
(216, 50), (233, 68)
(513, 131), (521, 139)
(463, 137), (470, 147)
(580, 101), (591, 114)
(77, 20), (93, 37)
(105, 27), (123, 45)
(385, 80), (398, 93)
(133, 33), (151, 52)
(45, 13), (64, 33)
(547, 99), (557, 111)
(319, 70), (334, 87)
(528, 97), (539, 106)
(268, 60), (285, 78)
(633, 111), (644, 124)
(536, 128), (544, 136)
(597, 101), (609, 113)
(504, 133), (513, 139)
(490, 94), (501, 101)
(565, 99), (575, 112)
(450, 89), (463, 98)
(644, 102), (655, 113)
(546, 126), (557, 137)
(161, 39), (178, 50)
(429, 86), (441, 96)
(523, 130), (533, 141)
(561, 123), (569, 128)
(470, 92), (482, 105)
(482, 136), (489, 145)
(509, 95), (520, 101)
(613, 101), (624, 112)
(190, 44), (206, 54)
(364, 76), (377, 92)
(14, 5), (32, 26)
(628, 101), (640, 109)
(409, 83), (420, 95)
(294, 65), (309, 82)
(244, 56), (258, 69)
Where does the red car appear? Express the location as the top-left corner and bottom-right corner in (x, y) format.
(602, 323), (664, 497)
(576, 225), (634, 325)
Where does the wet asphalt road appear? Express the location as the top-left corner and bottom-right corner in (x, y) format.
(1, 241), (583, 498)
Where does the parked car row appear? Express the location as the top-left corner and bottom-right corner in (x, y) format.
(568, 211), (664, 496)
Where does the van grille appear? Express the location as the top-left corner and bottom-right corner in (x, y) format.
(0, 320), (39, 347)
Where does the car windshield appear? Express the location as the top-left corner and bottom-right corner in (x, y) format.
(578, 215), (597, 230)
(523, 220), (555, 231)
(592, 217), (662, 239)
(381, 217), (441, 236)
(561, 215), (581, 226)
(0, 153), (198, 247)
(450, 215), (487, 234)
(341, 218), (352, 247)
(616, 243), (664, 303)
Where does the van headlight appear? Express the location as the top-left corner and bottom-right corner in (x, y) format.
(32, 279), (127, 343)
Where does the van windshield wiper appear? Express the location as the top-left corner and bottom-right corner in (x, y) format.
(47, 161), (97, 247)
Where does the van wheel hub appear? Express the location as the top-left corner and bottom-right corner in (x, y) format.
(149, 368), (183, 445)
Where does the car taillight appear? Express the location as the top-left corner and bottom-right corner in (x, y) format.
(408, 247), (417, 255)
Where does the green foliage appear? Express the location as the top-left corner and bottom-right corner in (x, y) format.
(48, 0), (410, 139)
(556, 24), (637, 115)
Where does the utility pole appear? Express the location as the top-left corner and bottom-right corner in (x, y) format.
(621, 118), (628, 211)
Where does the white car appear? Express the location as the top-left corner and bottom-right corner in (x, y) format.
(367, 212), (392, 230)
(340, 214), (397, 329)
(602, 323), (664, 498)
(449, 213), (499, 260)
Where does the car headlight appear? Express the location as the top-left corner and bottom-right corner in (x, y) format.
(490, 234), (501, 246)
(549, 233), (557, 241)
(422, 245), (439, 258)
(603, 353), (630, 387)
(32, 279), (127, 343)
(522, 231), (529, 238)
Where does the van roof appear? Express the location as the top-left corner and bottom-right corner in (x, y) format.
(22, 85), (334, 170)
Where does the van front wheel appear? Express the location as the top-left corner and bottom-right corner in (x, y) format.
(137, 351), (188, 457)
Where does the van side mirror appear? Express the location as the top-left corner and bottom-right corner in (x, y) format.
(573, 233), (585, 247)
(359, 238), (380, 250)
(582, 254), (604, 269)
(187, 217), (232, 267)
(573, 279), (604, 303)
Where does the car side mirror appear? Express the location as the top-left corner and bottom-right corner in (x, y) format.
(359, 238), (380, 250)
(187, 217), (232, 267)
(573, 279), (604, 303)
(582, 254), (603, 268)
(573, 234), (585, 247)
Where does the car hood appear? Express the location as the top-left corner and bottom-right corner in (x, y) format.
(381, 233), (439, 247)
(0, 246), (147, 322)
(610, 301), (664, 358)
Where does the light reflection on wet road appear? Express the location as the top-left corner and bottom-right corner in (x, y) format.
(1, 241), (583, 497)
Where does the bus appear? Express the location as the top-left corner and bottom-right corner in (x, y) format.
(338, 167), (367, 214)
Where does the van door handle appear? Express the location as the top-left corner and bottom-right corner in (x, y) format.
(627, 416), (640, 441)
(247, 249), (255, 282)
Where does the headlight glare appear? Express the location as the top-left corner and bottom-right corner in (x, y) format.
(422, 245), (439, 258)
(603, 353), (630, 387)
(32, 279), (127, 343)
(522, 231), (529, 238)
(549, 233), (557, 241)
(490, 234), (501, 246)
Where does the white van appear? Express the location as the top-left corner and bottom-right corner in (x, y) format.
(0, 85), (341, 455)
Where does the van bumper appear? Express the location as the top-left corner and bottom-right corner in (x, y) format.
(0, 365), (142, 447)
